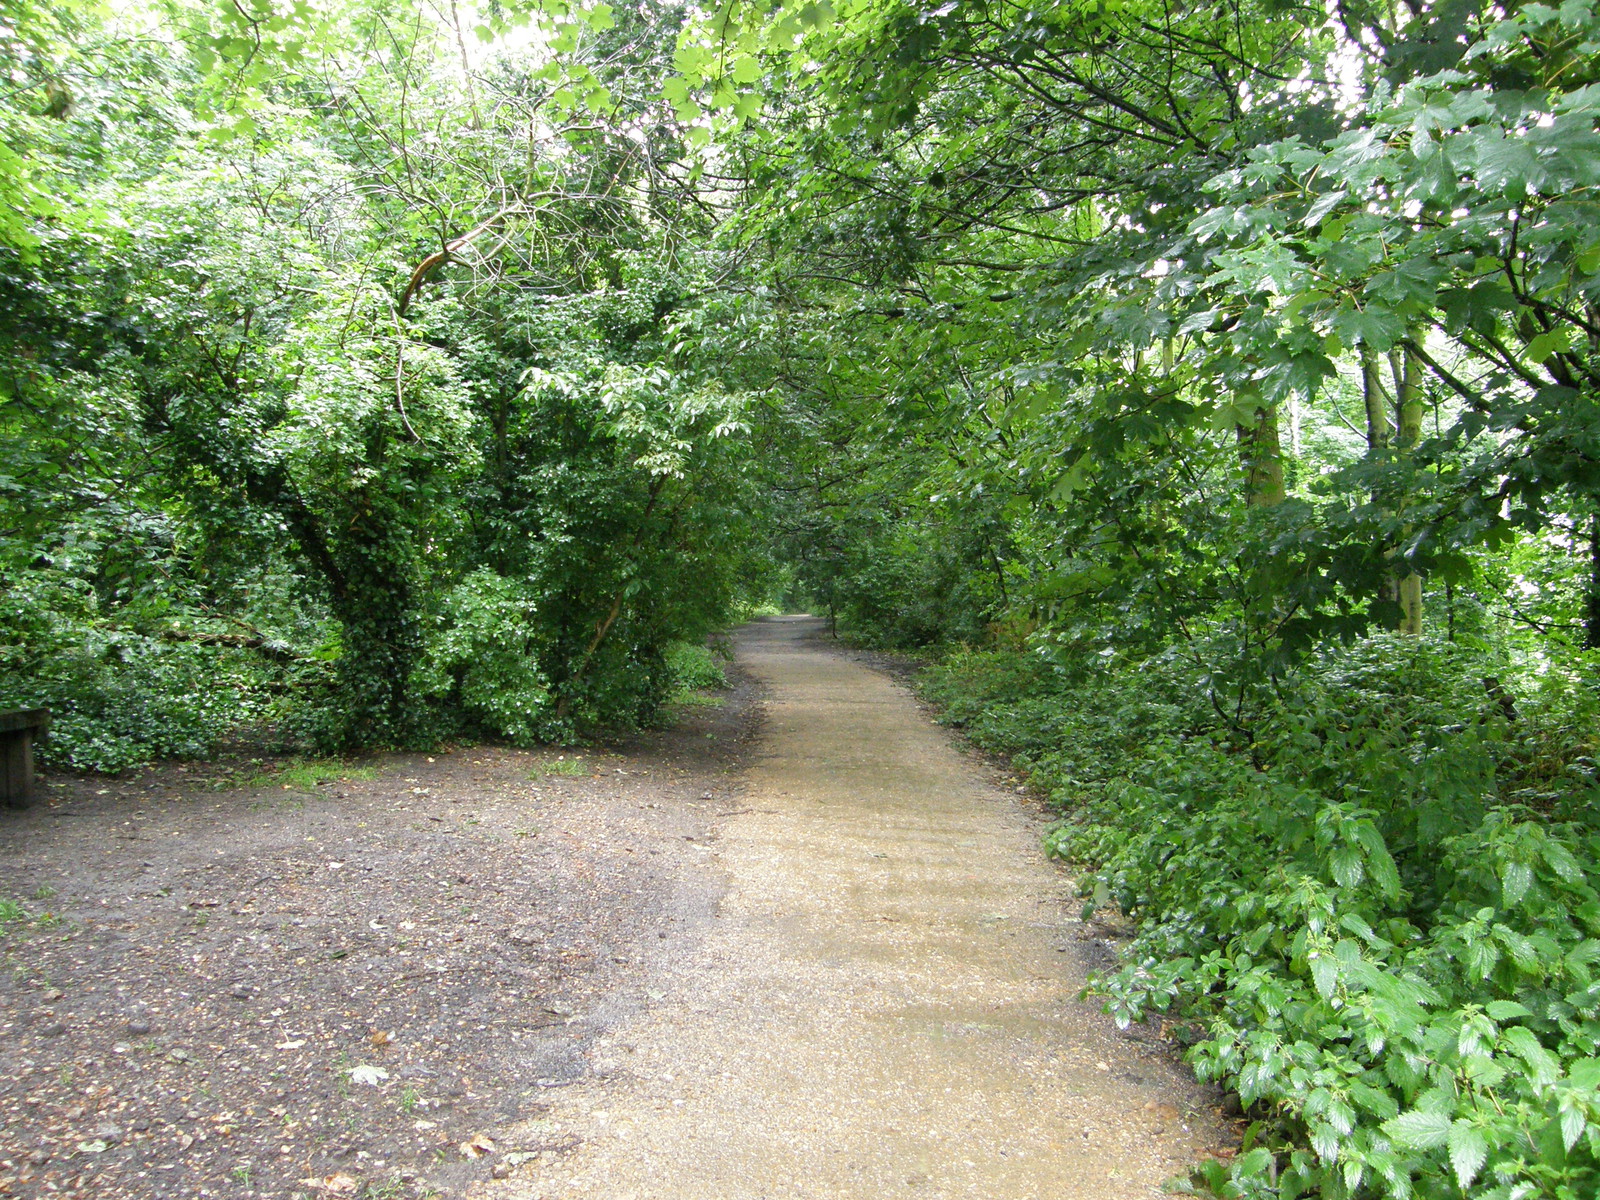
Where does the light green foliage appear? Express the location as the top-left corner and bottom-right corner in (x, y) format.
(527, 756), (589, 778)
(663, 640), (727, 693)
(412, 570), (554, 746)
(234, 758), (377, 792)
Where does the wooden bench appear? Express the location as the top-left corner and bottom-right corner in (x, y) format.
(1, 709), (50, 810)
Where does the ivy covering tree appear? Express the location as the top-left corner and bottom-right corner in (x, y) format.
(5, 0), (1600, 1194)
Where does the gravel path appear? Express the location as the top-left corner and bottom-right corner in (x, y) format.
(483, 616), (1227, 1200)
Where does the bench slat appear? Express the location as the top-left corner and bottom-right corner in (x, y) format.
(0, 709), (50, 735)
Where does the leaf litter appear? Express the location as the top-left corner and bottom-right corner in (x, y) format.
(0, 670), (760, 1198)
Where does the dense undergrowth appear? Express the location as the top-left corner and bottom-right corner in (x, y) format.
(922, 633), (1600, 1199)
(0, 604), (732, 772)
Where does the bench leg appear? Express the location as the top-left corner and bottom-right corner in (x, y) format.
(2, 732), (34, 810)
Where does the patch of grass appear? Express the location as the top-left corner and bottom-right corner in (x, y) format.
(668, 689), (725, 709)
(0, 898), (28, 926)
(526, 757), (589, 779)
(232, 757), (377, 792)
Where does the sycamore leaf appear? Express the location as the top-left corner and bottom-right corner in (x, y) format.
(1303, 189), (1348, 227)
(348, 1064), (389, 1086)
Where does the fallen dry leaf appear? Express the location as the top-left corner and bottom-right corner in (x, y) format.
(298, 1172), (361, 1195)
(369, 1029), (394, 1048)
(459, 1133), (496, 1158)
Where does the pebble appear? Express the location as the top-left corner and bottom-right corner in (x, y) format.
(95, 1123), (123, 1144)
(127, 1020), (152, 1036)
(229, 983), (253, 1000)
(41, 1022), (67, 1037)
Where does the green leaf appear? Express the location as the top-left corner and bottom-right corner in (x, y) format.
(1503, 860), (1534, 905)
(1329, 844), (1364, 888)
(1310, 953), (1339, 1000)
(1527, 328), (1572, 364)
(1448, 1121), (1487, 1189)
(1383, 1109), (1452, 1149)
(730, 54), (763, 84)
(1485, 999), (1533, 1021)
(1560, 1102), (1585, 1151)
(1303, 189), (1348, 227)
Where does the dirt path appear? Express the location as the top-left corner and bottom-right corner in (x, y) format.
(484, 616), (1226, 1200)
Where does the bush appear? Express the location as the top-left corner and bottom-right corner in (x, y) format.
(923, 631), (1600, 1199)
(411, 569), (554, 746)
(663, 639), (727, 694)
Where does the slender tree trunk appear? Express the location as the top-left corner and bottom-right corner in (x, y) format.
(1362, 345), (1392, 458)
(1391, 344), (1424, 635)
(1586, 513), (1600, 650)
(1236, 400), (1286, 506)
(1362, 346), (1400, 621)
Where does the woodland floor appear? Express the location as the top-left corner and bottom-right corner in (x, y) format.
(0, 672), (761, 1199)
(0, 618), (1232, 1200)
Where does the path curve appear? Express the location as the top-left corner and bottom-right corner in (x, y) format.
(497, 616), (1223, 1199)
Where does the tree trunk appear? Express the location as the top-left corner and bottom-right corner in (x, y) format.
(1391, 344), (1424, 636)
(1362, 346), (1399, 622)
(1236, 399), (1286, 506)
(1586, 513), (1600, 651)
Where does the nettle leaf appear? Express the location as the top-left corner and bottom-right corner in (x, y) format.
(1485, 999), (1533, 1021)
(1502, 860), (1534, 905)
(1448, 1121), (1488, 1188)
(1351, 823), (1401, 899)
(1503, 1025), (1560, 1086)
(1310, 952), (1340, 1000)
(1384, 1109), (1453, 1149)
(1560, 1102), (1585, 1151)
(1329, 844), (1365, 888)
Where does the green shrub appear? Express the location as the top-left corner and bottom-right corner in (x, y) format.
(411, 569), (554, 746)
(924, 632), (1600, 1199)
(664, 639), (727, 694)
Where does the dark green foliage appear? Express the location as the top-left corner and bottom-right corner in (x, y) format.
(924, 635), (1600, 1197)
